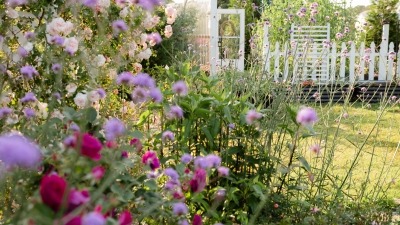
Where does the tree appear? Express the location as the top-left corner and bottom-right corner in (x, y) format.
(365, 0), (399, 50)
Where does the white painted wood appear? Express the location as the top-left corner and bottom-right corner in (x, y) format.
(274, 42), (280, 81)
(378, 40), (387, 80)
(283, 42), (289, 81)
(368, 42), (376, 81)
(349, 42), (356, 82)
(330, 42), (337, 83)
(339, 43), (347, 82)
(397, 44), (400, 78)
(359, 43), (365, 81)
(387, 42), (395, 80)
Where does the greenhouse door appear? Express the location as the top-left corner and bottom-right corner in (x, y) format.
(216, 9), (245, 72)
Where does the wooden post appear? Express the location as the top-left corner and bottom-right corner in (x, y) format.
(209, 0), (218, 76)
(378, 23), (389, 80)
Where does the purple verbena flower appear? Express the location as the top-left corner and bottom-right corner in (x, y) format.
(164, 168), (179, 180)
(116, 72), (134, 85)
(52, 63), (62, 73)
(149, 88), (163, 103)
(20, 92), (37, 103)
(137, 0), (164, 11)
(148, 32), (162, 45)
(131, 87), (149, 103)
(25, 32), (36, 41)
(296, 107), (318, 126)
(0, 107), (12, 119)
(112, 20), (128, 35)
(103, 118), (126, 141)
(97, 88), (106, 99)
(194, 156), (210, 169)
(18, 47), (29, 58)
(82, 211), (106, 225)
(167, 105), (184, 119)
(23, 108), (35, 119)
(7, 0), (28, 8)
(245, 109), (262, 125)
(172, 202), (188, 216)
(20, 65), (39, 79)
(172, 80), (188, 96)
(181, 153), (192, 164)
(0, 134), (42, 169)
(82, 0), (97, 8)
(206, 154), (221, 168)
(217, 166), (229, 177)
(132, 73), (156, 88)
(162, 130), (174, 142)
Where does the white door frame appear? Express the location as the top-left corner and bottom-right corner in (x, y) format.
(209, 6), (245, 75)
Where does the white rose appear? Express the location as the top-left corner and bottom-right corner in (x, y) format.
(37, 102), (48, 119)
(133, 63), (142, 73)
(88, 90), (100, 103)
(137, 48), (152, 61)
(66, 83), (78, 94)
(46, 18), (64, 36)
(23, 42), (33, 51)
(95, 54), (106, 67)
(120, 7), (129, 18)
(51, 110), (64, 120)
(64, 37), (79, 55)
(74, 93), (88, 108)
(164, 25), (173, 38)
(6, 114), (18, 125)
(7, 8), (19, 19)
(0, 96), (11, 106)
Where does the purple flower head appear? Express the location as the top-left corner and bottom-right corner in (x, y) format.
(181, 153), (192, 164)
(18, 47), (29, 58)
(103, 118), (125, 141)
(63, 135), (77, 147)
(23, 108), (35, 119)
(245, 109), (262, 125)
(162, 130), (174, 142)
(131, 87), (149, 104)
(25, 32), (36, 41)
(0, 107), (12, 119)
(148, 32), (162, 45)
(172, 202), (188, 216)
(97, 88), (106, 99)
(228, 123), (235, 129)
(116, 72), (134, 85)
(137, 0), (164, 11)
(178, 220), (190, 225)
(0, 64), (6, 74)
(52, 63), (62, 73)
(172, 80), (188, 96)
(82, 211), (106, 225)
(164, 168), (179, 180)
(52, 36), (65, 46)
(112, 20), (128, 35)
(167, 105), (184, 120)
(0, 134), (42, 169)
(206, 154), (221, 168)
(82, 0), (97, 8)
(7, 0), (28, 8)
(69, 123), (80, 132)
(194, 156), (210, 169)
(164, 179), (180, 191)
(217, 166), (229, 177)
(132, 73), (156, 88)
(20, 65), (39, 79)
(296, 107), (318, 126)
(53, 92), (61, 100)
(20, 92), (37, 103)
(149, 88), (163, 103)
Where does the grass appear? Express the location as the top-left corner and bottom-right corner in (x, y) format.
(304, 102), (400, 200)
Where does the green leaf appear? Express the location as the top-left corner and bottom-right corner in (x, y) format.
(223, 106), (233, 123)
(201, 126), (214, 147)
(86, 107), (97, 122)
(298, 156), (311, 172)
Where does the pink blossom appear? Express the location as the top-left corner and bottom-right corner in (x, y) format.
(142, 150), (160, 170)
(245, 109), (262, 125)
(91, 166), (105, 180)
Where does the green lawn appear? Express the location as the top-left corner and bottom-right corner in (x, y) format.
(303, 102), (400, 200)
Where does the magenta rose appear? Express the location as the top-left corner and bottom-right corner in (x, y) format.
(40, 173), (68, 212)
(78, 133), (103, 161)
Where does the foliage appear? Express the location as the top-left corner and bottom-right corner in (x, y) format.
(365, 0), (400, 49)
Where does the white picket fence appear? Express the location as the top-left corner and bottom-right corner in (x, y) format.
(262, 40), (399, 84)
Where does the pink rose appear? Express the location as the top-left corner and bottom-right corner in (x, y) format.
(40, 173), (68, 212)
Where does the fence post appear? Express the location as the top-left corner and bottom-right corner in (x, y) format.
(209, 0), (218, 76)
(378, 23), (389, 80)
